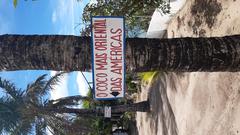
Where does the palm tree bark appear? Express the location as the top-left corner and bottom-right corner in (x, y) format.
(47, 101), (150, 115)
(1, 34), (240, 72)
(127, 35), (240, 72)
(0, 35), (91, 71)
(47, 95), (96, 107)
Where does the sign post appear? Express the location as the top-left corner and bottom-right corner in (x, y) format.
(91, 16), (125, 100)
(104, 106), (111, 118)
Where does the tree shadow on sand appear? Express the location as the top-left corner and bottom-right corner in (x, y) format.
(146, 72), (179, 135)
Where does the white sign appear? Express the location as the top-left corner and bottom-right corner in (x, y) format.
(91, 16), (125, 100)
(104, 106), (111, 118)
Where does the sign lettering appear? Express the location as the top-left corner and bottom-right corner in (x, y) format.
(92, 16), (125, 100)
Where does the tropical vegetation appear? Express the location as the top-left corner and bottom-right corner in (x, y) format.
(0, 72), (149, 135)
(81, 0), (170, 37)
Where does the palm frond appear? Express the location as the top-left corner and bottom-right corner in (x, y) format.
(0, 97), (21, 134)
(0, 97), (17, 112)
(44, 114), (69, 135)
(26, 74), (47, 97)
(9, 118), (34, 135)
(0, 95), (35, 135)
(35, 118), (47, 135)
(43, 72), (67, 93)
(0, 77), (23, 100)
(45, 113), (89, 135)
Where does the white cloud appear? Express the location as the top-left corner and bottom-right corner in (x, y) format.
(46, 126), (53, 135)
(76, 72), (89, 96)
(89, 0), (97, 4)
(51, 0), (74, 34)
(51, 11), (57, 24)
(49, 71), (69, 100)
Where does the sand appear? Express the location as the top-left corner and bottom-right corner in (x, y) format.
(136, 0), (240, 135)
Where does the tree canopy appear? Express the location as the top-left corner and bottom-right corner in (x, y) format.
(81, 0), (170, 37)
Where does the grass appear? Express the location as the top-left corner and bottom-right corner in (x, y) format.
(138, 71), (159, 85)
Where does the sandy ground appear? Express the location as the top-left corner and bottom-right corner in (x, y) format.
(136, 0), (240, 135)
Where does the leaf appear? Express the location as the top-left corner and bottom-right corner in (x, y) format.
(26, 74), (47, 96)
(0, 77), (22, 100)
(43, 72), (66, 92)
(13, 0), (18, 8)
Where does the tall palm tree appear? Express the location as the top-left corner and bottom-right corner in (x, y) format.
(0, 34), (240, 72)
(0, 72), (149, 135)
(0, 72), (80, 135)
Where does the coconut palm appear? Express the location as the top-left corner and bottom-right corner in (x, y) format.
(0, 72), (91, 135)
(0, 34), (240, 72)
(0, 72), (149, 135)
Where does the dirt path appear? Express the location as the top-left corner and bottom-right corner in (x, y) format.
(136, 0), (240, 135)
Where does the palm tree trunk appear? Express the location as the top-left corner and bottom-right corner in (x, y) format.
(48, 95), (95, 107)
(48, 101), (150, 115)
(127, 35), (240, 72)
(0, 35), (91, 71)
(1, 34), (240, 72)
(111, 100), (150, 113)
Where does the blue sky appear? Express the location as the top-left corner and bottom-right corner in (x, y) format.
(0, 0), (92, 99)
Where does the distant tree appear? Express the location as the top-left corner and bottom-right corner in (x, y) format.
(13, 0), (17, 8)
(81, 0), (170, 36)
(12, 0), (37, 8)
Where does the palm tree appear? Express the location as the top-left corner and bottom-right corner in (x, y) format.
(0, 72), (149, 135)
(0, 34), (240, 72)
(0, 72), (83, 135)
